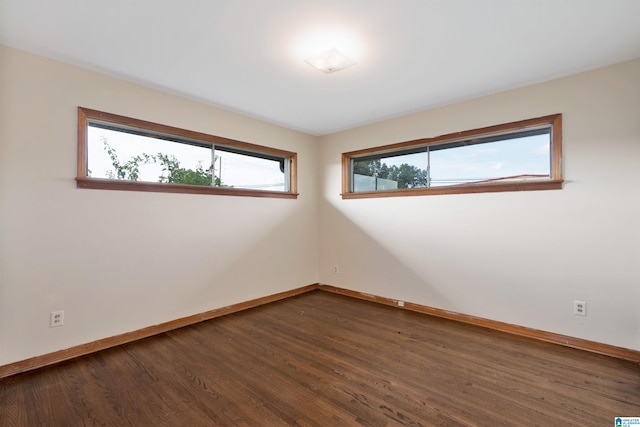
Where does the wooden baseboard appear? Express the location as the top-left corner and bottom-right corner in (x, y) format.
(3, 282), (637, 379)
(319, 284), (640, 364)
(0, 284), (320, 379)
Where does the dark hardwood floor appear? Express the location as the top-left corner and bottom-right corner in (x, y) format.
(1, 290), (638, 426)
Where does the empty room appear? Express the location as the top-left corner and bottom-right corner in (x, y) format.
(1, 1), (639, 425)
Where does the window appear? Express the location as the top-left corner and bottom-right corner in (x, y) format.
(342, 114), (562, 198)
(77, 108), (298, 198)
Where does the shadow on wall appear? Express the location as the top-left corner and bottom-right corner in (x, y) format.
(318, 192), (572, 324)
(177, 205), (318, 313)
(319, 201), (454, 310)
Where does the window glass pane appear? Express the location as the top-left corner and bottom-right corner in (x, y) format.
(216, 149), (287, 192)
(343, 114), (560, 198)
(429, 133), (550, 186)
(87, 125), (213, 185)
(79, 108), (298, 198)
(353, 152), (428, 191)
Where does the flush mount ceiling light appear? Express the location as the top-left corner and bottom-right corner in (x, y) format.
(305, 48), (355, 74)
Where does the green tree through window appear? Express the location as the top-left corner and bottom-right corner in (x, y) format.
(353, 159), (428, 189)
(101, 138), (220, 186)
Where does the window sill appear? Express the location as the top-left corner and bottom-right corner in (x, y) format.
(341, 179), (563, 199)
(76, 177), (299, 199)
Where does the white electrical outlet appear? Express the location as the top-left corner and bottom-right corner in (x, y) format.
(397, 300), (405, 307)
(50, 310), (64, 327)
(333, 265), (339, 274)
(573, 301), (587, 316)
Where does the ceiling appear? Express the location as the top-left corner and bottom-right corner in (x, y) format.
(1, 1), (639, 136)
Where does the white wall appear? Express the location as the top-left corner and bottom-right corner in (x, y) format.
(319, 58), (640, 351)
(1, 44), (638, 368)
(0, 45), (320, 366)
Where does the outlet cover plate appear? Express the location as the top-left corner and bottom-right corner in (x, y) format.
(50, 310), (64, 327)
(573, 301), (587, 316)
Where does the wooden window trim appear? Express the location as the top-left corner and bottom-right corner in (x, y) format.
(77, 107), (298, 199)
(341, 114), (563, 199)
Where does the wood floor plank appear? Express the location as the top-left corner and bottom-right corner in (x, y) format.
(1, 290), (638, 426)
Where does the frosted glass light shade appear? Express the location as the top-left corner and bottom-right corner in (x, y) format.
(305, 48), (355, 74)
